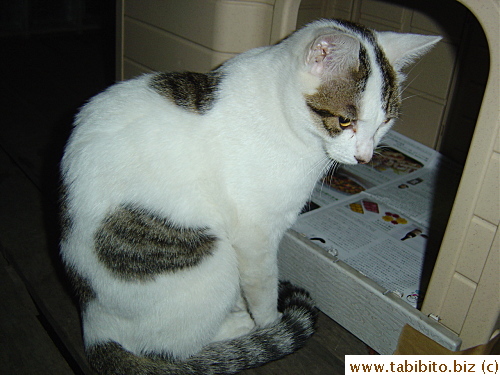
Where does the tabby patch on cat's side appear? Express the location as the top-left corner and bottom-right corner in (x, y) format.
(60, 19), (440, 374)
(94, 205), (217, 280)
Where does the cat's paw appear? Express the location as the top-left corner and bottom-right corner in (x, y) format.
(213, 310), (256, 342)
(254, 310), (282, 328)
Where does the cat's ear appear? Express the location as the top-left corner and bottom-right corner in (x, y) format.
(306, 33), (360, 78)
(377, 32), (442, 70)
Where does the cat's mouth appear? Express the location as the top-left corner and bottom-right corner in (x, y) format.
(325, 149), (359, 165)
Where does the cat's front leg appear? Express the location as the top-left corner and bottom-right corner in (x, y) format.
(234, 227), (281, 328)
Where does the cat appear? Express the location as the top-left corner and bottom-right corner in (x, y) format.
(60, 19), (440, 374)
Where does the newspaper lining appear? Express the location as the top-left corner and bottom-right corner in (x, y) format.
(292, 130), (462, 307)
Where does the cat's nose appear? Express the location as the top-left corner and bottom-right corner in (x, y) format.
(355, 156), (371, 164)
(356, 140), (374, 164)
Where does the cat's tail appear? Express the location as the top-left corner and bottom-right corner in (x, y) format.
(87, 281), (318, 375)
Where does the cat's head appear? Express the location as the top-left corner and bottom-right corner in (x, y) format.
(298, 20), (441, 164)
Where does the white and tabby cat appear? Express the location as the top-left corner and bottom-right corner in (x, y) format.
(60, 19), (440, 374)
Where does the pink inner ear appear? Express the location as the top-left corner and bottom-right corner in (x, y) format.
(306, 33), (361, 78)
(307, 41), (329, 76)
(308, 48), (325, 76)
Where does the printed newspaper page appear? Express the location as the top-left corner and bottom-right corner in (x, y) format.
(292, 130), (461, 307)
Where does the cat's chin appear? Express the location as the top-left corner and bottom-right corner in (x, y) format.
(326, 152), (358, 165)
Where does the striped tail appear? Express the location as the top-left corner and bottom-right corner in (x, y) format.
(87, 282), (318, 375)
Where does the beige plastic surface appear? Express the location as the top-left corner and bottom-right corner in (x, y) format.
(116, 0), (300, 78)
(421, 0), (499, 349)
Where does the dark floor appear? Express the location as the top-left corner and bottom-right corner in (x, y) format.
(0, 30), (369, 375)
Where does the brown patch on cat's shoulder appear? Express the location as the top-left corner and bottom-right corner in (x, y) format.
(150, 71), (222, 114)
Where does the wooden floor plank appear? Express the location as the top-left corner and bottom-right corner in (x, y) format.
(0, 149), (92, 374)
(0, 254), (73, 374)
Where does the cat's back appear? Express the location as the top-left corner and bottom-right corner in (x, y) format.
(74, 74), (173, 134)
(62, 72), (231, 230)
(66, 73), (212, 179)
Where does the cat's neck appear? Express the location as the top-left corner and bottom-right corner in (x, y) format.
(215, 46), (324, 155)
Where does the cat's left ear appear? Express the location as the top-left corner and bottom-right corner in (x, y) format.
(376, 32), (442, 70)
(306, 33), (361, 78)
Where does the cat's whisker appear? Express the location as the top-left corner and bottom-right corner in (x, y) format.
(306, 156), (334, 204)
(317, 159), (337, 198)
(304, 155), (328, 177)
(374, 145), (391, 154)
(401, 93), (419, 102)
(400, 71), (421, 97)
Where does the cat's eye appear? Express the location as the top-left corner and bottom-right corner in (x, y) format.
(338, 116), (352, 127)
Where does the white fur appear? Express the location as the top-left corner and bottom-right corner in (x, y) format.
(60, 19), (439, 359)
